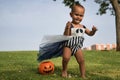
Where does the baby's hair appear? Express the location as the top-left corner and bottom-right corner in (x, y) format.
(70, 1), (85, 12)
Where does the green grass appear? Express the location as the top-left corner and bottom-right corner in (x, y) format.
(0, 51), (120, 80)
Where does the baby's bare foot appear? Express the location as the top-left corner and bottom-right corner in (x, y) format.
(81, 75), (87, 79)
(62, 71), (67, 77)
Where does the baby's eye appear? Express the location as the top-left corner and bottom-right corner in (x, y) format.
(75, 14), (84, 17)
(80, 15), (84, 17)
(75, 14), (79, 16)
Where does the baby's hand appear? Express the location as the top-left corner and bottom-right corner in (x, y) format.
(92, 25), (98, 32)
(66, 21), (71, 29)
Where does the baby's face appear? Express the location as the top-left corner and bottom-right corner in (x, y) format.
(70, 6), (85, 24)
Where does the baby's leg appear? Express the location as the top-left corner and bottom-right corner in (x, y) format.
(62, 47), (71, 77)
(74, 49), (86, 79)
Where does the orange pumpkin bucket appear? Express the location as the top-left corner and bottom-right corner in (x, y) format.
(38, 61), (54, 75)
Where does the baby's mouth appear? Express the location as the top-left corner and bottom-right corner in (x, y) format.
(75, 19), (80, 22)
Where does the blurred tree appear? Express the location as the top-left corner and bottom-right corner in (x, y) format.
(53, 0), (120, 51)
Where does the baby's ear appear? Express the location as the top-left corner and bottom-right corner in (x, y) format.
(70, 12), (72, 17)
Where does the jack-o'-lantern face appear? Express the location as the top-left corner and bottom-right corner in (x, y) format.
(38, 61), (54, 75)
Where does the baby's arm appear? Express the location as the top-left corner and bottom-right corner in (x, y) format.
(85, 25), (97, 36)
(63, 21), (71, 36)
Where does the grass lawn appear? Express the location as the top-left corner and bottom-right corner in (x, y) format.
(0, 50), (120, 80)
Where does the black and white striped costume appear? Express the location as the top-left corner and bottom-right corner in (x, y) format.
(64, 25), (86, 55)
(37, 25), (86, 61)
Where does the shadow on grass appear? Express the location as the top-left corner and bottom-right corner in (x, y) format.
(1, 67), (116, 80)
(86, 72), (115, 80)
